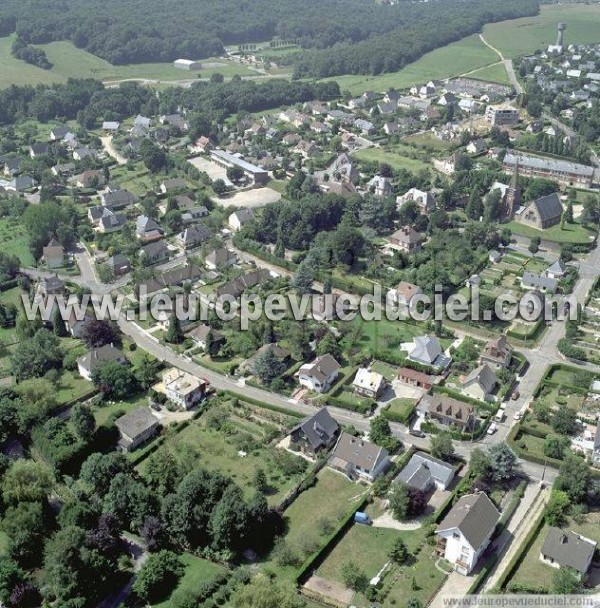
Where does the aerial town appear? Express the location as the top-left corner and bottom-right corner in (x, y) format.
(0, 2), (599, 607)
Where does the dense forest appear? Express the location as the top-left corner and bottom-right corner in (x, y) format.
(0, 78), (340, 127)
(0, 0), (538, 70)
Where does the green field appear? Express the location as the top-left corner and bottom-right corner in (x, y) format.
(505, 220), (596, 245)
(151, 553), (226, 608)
(466, 62), (511, 85)
(327, 34), (500, 95)
(482, 4), (600, 59)
(0, 217), (35, 266)
(0, 35), (255, 89)
(354, 147), (431, 174)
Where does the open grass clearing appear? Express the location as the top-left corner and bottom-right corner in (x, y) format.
(505, 220), (595, 245)
(354, 146), (431, 174)
(482, 4), (600, 60)
(0, 217), (35, 266)
(466, 62), (511, 85)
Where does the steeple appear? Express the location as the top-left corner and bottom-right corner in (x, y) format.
(503, 160), (521, 220)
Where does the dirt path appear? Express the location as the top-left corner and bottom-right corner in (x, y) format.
(100, 135), (128, 165)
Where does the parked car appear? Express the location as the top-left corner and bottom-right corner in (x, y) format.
(511, 390), (520, 400)
(409, 429), (426, 438)
(487, 423), (498, 435)
(513, 411), (522, 421)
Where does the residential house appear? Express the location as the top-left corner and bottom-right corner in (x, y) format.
(389, 281), (422, 308)
(395, 451), (456, 491)
(521, 271), (558, 294)
(467, 139), (488, 155)
(480, 335), (512, 370)
(115, 408), (160, 452)
(435, 493), (500, 574)
(240, 343), (290, 375)
(540, 528), (596, 580)
(289, 407), (340, 456)
(461, 364), (497, 401)
(37, 274), (65, 297)
(162, 368), (208, 410)
(160, 178), (188, 194)
(73, 147), (97, 161)
(97, 210), (126, 234)
(389, 226), (422, 253)
(42, 238), (65, 269)
(49, 125), (71, 141)
(408, 336), (450, 370)
(397, 367), (434, 390)
(228, 208), (254, 232)
(329, 432), (390, 482)
(139, 240), (170, 264)
(297, 354), (341, 393)
(100, 188), (138, 209)
(65, 311), (94, 339)
(190, 135), (212, 153)
(489, 250), (502, 264)
(9, 176), (36, 192)
(29, 143), (50, 158)
(175, 225), (211, 251)
(102, 121), (120, 132)
(205, 248), (237, 270)
(134, 115), (152, 130)
(51, 162), (76, 177)
(485, 105), (520, 126)
(517, 192), (563, 230)
(104, 254), (131, 277)
(3, 158), (21, 176)
(425, 394), (475, 432)
(77, 344), (127, 381)
(187, 324), (226, 352)
(367, 175), (393, 197)
(545, 259), (567, 279)
(352, 368), (386, 400)
(136, 215), (164, 242)
(397, 188), (436, 215)
(354, 119), (375, 135)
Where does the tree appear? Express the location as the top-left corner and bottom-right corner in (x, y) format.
(91, 362), (138, 399)
(555, 454), (590, 503)
(253, 347), (287, 385)
(388, 537), (409, 565)
(551, 404), (577, 436)
(81, 320), (119, 348)
(389, 482), (426, 521)
(210, 484), (249, 552)
(165, 314), (183, 344)
(544, 490), (571, 527)
(79, 452), (131, 497)
(2, 460), (53, 504)
(469, 448), (491, 480)
(488, 443), (517, 482)
(370, 416), (393, 447)
(341, 560), (369, 592)
(139, 139), (167, 173)
(252, 468), (268, 494)
(145, 450), (180, 497)
(164, 209), (183, 233)
(315, 332), (342, 361)
(132, 550), (184, 603)
(226, 165), (244, 183)
(71, 403), (96, 441)
(51, 306), (67, 337)
(552, 567), (580, 594)
(406, 599), (423, 608)
(0, 556), (27, 606)
(136, 354), (160, 390)
(11, 328), (63, 381)
(430, 432), (454, 461)
(543, 434), (569, 459)
(528, 236), (541, 254)
(291, 259), (314, 294)
(212, 178), (228, 197)
(2, 501), (46, 567)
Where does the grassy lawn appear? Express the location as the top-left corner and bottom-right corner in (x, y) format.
(505, 220), (595, 245)
(466, 62), (511, 85)
(510, 511), (600, 591)
(0, 35), (254, 88)
(318, 524), (447, 607)
(136, 411), (302, 503)
(384, 398), (417, 420)
(482, 4), (600, 59)
(266, 469), (366, 578)
(0, 217), (35, 266)
(354, 147), (431, 174)
(92, 393), (149, 427)
(327, 34), (499, 95)
(151, 553), (226, 608)
(55, 370), (96, 405)
(371, 361), (399, 381)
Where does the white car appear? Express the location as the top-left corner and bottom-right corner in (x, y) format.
(513, 412), (522, 421)
(487, 423), (498, 435)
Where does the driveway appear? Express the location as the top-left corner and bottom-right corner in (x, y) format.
(212, 187), (281, 209)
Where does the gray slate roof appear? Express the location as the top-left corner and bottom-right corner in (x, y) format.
(330, 432), (389, 474)
(541, 527), (596, 573)
(410, 336), (443, 365)
(530, 193), (563, 223)
(437, 493), (500, 550)
(115, 407), (159, 440)
(522, 271), (558, 292)
(291, 407), (340, 451)
(395, 451), (456, 491)
(504, 153), (594, 178)
(462, 364), (497, 394)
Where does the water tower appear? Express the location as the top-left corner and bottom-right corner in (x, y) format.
(556, 23), (566, 49)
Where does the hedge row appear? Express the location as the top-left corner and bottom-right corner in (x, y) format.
(222, 390), (304, 419)
(295, 497), (369, 585)
(494, 479), (527, 538)
(506, 424), (562, 469)
(232, 236), (298, 273)
(381, 402), (415, 424)
(432, 385), (492, 410)
(493, 508), (546, 591)
(506, 318), (544, 341)
(466, 554), (498, 594)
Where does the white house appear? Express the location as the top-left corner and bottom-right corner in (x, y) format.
(435, 493), (500, 575)
(77, 344), (127, 381)
(329, 432), (390, 482)
(162, 368), (207, 410)
(297, 354), (341, 393)
(461, 364), (497, 401)
(228, 208), (254, 232)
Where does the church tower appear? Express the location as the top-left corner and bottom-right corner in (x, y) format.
(503, 162), (521, 220)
